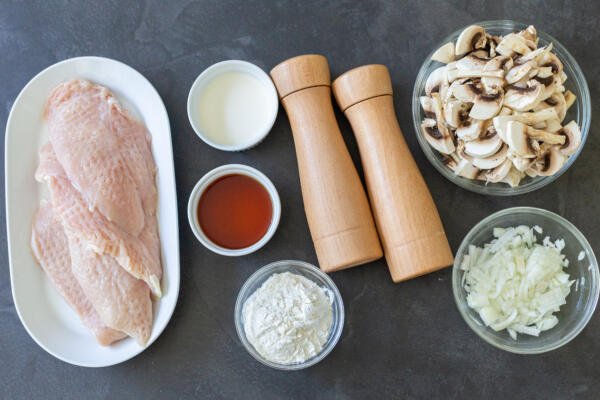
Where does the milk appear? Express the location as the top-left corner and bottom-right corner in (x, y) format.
(197, 71), (272, 147)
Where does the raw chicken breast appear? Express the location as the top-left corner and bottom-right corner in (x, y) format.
(46, 80), (145, 236)
(67, 234), (153, 346)
(31, 202), (125, 346)
(36, 144), (162, 297)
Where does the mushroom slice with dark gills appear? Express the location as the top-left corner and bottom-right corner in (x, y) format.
(425, 66), (448, 97)
(470, 88), (504, 120)
(455, 50), (489, 70)
(455, 25), (487, 57)
(482, 55), (512, 90)
(536, 93), (567, 122)
(504, 80), (544, 111)
(443, 99), (469, 128)
(421, 119), (454, 154)
(558, 121), (582, 156)
(464, 129), (502, 158)
(506, 121), (536, 157)
(529, 146), (566, 176)
(456, 118), (485, 142)
(449, 79), (482, 102)
(424, 93), (456, 154)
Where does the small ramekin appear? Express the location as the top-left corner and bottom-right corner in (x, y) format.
(234, 260), (345, 370)
(187, 164), (281, 256)
(453, 207), (599, 354)
(187, 60), (279, 151)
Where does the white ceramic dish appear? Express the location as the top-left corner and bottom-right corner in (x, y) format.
(187, 164), (281, 256)
(187, 60), (279, 151)
(4, 56), (180, 367)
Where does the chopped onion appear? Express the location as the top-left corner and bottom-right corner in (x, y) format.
(461, 225), (573, 339)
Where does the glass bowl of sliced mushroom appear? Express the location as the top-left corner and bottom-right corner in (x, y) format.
(412, 20), (591, 195)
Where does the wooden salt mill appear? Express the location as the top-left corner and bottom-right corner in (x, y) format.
(332, 64), (453, 282)
(270, 55), (382, 272)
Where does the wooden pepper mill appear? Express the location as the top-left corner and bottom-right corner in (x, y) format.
(270, 55), (382, 272)
(332, 64), (453, 282)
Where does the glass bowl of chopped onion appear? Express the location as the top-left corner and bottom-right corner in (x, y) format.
(452, 207), (599, 353)
(412, 20), (591, 195)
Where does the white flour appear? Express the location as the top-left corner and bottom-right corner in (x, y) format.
(242, 272), (333, 364)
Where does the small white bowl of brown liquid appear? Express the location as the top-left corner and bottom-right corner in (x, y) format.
(187, 164), (281, 256)
(187, 60), (279, 151)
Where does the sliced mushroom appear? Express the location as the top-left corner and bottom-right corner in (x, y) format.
(517, 43), (553, 64)
(485, 157), (513, 182)
(519, 25), (538, 46)
(539, 51), (564, 76)
(425, 66), (448, 96)
(481, 55), (512, 90)
(456, 50), (489, 70)
(531, 146), (566, 176)
(443, 99), (469, 128)
(525, 126), (566, 145)
(464, 130), (503, 158)
(560, 71), (568, 84)
(431, 42), (455, 63)
(472, 144), (508, 169)
(542, 93), (567, 122)
(508, 151), (534, 171)
(454, 158), (480, 179)
(424, 93), (456, 154)
(456, 118), (485, 141)
(495, 33), (534, 56)
(470, 89), (504, 120)
(449, 79), (482, 102)
(564, 90), (576, 111)
(558, 121), (582, 156)
(455, 25), (486, 57)
(533, 66), (554, 79)
(493, 108), (558, 140)
(421, 119), (455, 154)
(446, 67), (504, 82)
(504, 80), (544, 111)
(505, 60), (536, 84)
(506, 121), (536, 157)
(420, 96), (435, 118)
(502, 167), (524, 187)
(545, 118), (563, 133)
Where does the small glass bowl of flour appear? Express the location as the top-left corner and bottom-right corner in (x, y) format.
(234, 260), (344, 370)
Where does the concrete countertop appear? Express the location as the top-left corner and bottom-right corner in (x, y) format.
(1, 1), (599, 398)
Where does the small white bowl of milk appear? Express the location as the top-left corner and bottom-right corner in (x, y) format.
(187, 60), (279, 151)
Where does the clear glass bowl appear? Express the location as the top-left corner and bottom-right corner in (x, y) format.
(234, 260), (344, 370)
(412, 20), (591, 196)
(452, 207), (599, 353)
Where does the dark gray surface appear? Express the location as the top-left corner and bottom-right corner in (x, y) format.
(1, 0), (599, 399)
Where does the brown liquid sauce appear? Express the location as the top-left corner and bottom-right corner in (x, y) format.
(197, 174), (273, 249)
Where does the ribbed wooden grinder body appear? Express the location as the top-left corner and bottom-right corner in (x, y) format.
(270, 55), (382, 272)
(332, 64), (453, 282)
